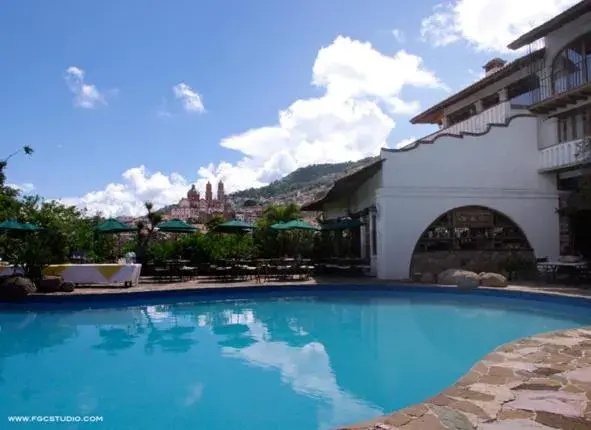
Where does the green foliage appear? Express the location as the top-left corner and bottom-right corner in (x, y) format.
(205, 214), (225, 231)
(1, 197), (115, 278)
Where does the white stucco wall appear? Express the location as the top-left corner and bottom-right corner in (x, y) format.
(376, 115), (560, 280)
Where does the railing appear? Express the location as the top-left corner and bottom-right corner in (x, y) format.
(419, 101), (519, 143)
(539, 138), (589, 171)
(531, 57), (591, 104)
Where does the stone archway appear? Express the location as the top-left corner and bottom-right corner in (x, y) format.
(410, 205), (535, 277)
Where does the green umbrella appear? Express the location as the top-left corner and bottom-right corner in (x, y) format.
(321, 219), (364, 230)
(0, 219), (41, 232)
(157, 218), (198, 233)
(214, 219), (254, 233)
(273, 219), (319, 231)
(96, 218), (137, 233)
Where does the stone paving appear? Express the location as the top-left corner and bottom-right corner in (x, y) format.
(341, 327), (591, 430)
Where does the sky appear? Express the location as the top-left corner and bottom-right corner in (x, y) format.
(1, 0), (580, 216)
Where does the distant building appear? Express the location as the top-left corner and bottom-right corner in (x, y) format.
(170, 181), (231, 222)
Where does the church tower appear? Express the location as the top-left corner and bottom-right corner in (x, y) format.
(217, 181), (225, 202)
(205, 181), (213, 204)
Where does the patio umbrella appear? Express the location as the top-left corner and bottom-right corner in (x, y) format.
(156, 218), (198, 233)
(95, 218), (137, 233)
(276, 219), (320, 231)
(0, 219), (41, 232)
(214, 219), (254, 233)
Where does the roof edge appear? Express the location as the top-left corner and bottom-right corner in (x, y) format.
(507, 1), (591, 50)
(410, 48), (545, 125)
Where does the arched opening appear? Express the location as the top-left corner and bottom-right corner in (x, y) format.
(410, 206), (534, 276)
(552, 31), (591, 95)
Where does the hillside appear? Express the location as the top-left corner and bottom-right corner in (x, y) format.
(230, 156), (378, 206)
(157, 156), (379, 215)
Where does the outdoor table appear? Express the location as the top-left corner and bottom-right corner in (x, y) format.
(43, 264), (142, 287)
(537, 261), (587, 282)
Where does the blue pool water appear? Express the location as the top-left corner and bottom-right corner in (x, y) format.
(1, 289), (591, 430)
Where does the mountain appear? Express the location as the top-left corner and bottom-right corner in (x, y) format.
(229, 156), (379, 207)
(156, 157), (379, 215)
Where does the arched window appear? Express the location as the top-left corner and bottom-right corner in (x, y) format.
(414, 206), (531, 253)
(552, 31), (591, 95)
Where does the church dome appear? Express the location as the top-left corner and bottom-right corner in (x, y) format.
(187, 184), (199, 199)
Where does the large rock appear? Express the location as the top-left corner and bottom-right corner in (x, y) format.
(454, 270), (479, 289)
(37, 275), (63, 293)
(437, 268), (462, 285)
(479, 272), (509, 288)
(0, 276), (37, 301)
(61, 282), (75, 292)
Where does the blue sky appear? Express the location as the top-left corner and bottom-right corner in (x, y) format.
(1, 0), (578, 216)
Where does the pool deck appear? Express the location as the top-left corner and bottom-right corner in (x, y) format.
(27, 277), (591, 429)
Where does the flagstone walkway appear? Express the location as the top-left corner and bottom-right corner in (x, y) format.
(342, 327), (591, 430)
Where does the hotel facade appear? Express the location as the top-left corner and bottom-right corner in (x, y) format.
(303, 1), (591, 280)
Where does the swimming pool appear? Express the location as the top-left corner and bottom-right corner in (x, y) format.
(1, 286), (591, 429)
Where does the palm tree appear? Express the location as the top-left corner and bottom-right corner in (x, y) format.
(135, 201), (162, 264)
(260, 203), (301, 226)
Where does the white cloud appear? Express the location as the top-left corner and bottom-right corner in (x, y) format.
(420, 0), (580, 52)
(68, 36), (447, 217)
(173, 83), (205, 113)
(64, 66), (108, 109)
(7, 183), (35, 194)
(391, 29), (405, 44)
(61, 167), (189, 217)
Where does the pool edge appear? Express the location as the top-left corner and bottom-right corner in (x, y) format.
(339, 325), (591, 429)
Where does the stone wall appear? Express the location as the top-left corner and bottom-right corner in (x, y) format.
(410, 250), (535, 277)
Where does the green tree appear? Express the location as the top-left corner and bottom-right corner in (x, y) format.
(253, 203), (301, 258)
(206, 214), (225, 231)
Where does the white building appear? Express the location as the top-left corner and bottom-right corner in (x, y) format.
(303, 1), (591, 280)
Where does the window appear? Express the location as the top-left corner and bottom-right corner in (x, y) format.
(481, 93), (500, 110)
(558, 117), (569, 143)
(552, 31), (591, 95)
(414, 206), (531, 253)
(572, 114), (579, 140)
(557, 110), (587, 143)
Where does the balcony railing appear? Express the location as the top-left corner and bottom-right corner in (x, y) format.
(539, 138), (589, 171)
(531, 57), (591, 106)
(419, 101), (525, 144)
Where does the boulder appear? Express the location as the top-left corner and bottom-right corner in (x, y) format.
(437, 268), (462, 285)
(37, 276), (63, 293)
(479, 272), (508, 288)
(61, 282), (75, 292)
(455, 271), (479, 289)
(420, 272), (436, 284)
(0, 276), (37, 301)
